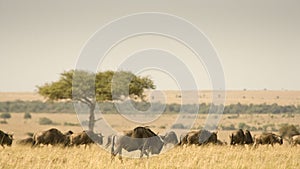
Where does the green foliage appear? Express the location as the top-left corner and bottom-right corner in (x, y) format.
(171, 123), (186, 129)
(24, 112), (31, 119)
(39, 117), (53, 125)
(1, 101), (300, 115)
(37, 70), (155, 131)
(64, 122), (80, 126)
(0, 112), (11, 120)
(220, 124), (236, 130)
(37, 70), (155, 102)
(0, 120), (7, 124)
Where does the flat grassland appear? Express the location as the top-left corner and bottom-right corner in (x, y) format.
(1, 90), (300, 105)
(0, 91), (300, 168)
(0, 113), (300, 168)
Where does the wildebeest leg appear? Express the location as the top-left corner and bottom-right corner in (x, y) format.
(141, 139), (150, 158)
(118, 148), (123, 163)
(1, 144), (4, 149)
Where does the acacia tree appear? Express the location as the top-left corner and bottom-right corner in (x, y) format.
(37, 70), (155, 131)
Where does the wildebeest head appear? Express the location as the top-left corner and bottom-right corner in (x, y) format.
(199, 130), (217, 145)
(5, 133), (13, 146)
(94, 133), (104, 145)
(274, 135), (283, 145)
(161, 131), (178, 146)
(0, 131), (13, 147)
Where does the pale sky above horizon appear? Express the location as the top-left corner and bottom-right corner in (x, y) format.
(1, 0), (300, 92)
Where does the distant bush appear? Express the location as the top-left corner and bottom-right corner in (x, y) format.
(64, 122), (80, 126)
(0, 112), (11, 119)
(159, 125), (166, 129)
(279, 124), (299, 138)
(171, 123), (186, 129)
(0, 120), (7, 124)
(0, 113), (11, 122)
(39, 117), (53, 125)
(220, 124), (236, 130)
(24, 112), (32, 119)
(1, 100), (300, 114)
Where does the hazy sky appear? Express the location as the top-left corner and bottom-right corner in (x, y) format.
(1, 0), (299, 92)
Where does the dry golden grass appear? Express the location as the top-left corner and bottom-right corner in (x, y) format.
(1, 90), (300, 105)
(0, 92), (44, 102)
(1, 144), (299, 169)
(145, 90), (300, 105)
(1, 90), (300, 168)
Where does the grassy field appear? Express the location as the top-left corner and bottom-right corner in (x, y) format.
(1, 144), (299, 169)
(1, 91), (300, 168)
(2, 90), (300, 105)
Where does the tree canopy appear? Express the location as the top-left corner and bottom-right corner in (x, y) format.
(38, 70), (155, 102)
(37, 70), (155, 131)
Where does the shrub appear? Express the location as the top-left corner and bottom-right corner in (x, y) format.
(220, 124), (236, 130)
(0, 112), (11, 121)
(0, 120), (7, 124)
(64, 122), (80, 126)
(39, 117), (53, 125)
(24, 112), (32, 119)
(279, 124), (299, 138)
(171, 123), (186, 129)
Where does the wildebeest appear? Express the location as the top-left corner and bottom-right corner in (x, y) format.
(111, 126), (164, 161)
(0, 130), (13, 148)
(290, 135), (300, 146)
(160, 131), (178, 146)
(230, 129), (254, 145)
(253, 133), (283, 147)
(32, 128), (73, 147)
(69, 130), (103, 148)
(230, 129), (245, 145)
(17, 137), (34, 145)
(178, 129), (218, 146)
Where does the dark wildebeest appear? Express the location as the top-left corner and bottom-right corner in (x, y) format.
(17, 137), (34, 145)
(253, 133), (283, 147)
(230, 129), (245, 145)
(290, 135), (300, 146)
(178, 129), (218, 146)
(244, 130), (254, 145)
(111, 126), (164, 161)
(32, 128), (73, 147)
(0, 130), (13, 148)
(69, 130), (103, 148)
(160, 131), (178, 146)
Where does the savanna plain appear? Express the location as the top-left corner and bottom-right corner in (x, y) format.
(1, 91), (300, 169)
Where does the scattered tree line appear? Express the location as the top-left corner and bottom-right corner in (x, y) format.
(1, 100), (300, 115)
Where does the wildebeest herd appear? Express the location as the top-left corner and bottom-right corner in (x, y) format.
(1, 126), (300, 161)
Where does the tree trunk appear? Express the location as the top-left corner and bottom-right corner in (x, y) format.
(88, 103), (96, 132)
